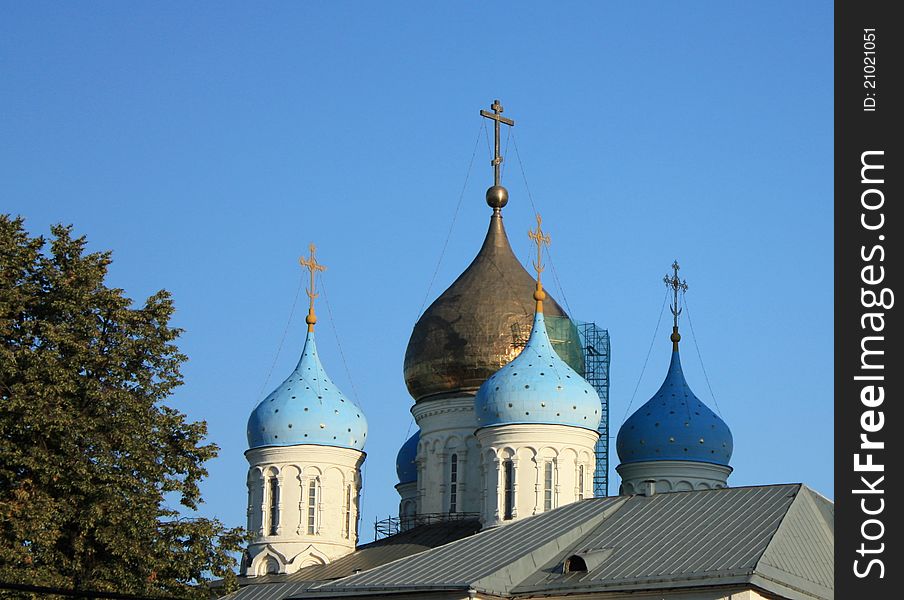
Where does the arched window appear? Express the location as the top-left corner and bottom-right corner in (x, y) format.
(449, 453), (458, 514)
(307, 478), (319, 535)
(563, 554), (588, 574)
(578, 464), (585, 501)
(503, 459), (514, 520)
(268, 476), (279, 536)
(343, 484), (352, 539)
(400, 499), (415, 530)
(544, 461), (554, 511)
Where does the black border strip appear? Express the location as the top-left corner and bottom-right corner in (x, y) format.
(836, 1), (901, 596)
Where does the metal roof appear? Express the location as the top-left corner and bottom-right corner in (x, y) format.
(229, 484), (833, 600)
(298, 484), (832, 599)
(512, 484), (833, 599)
(307, 496), (625, 594)
(223, 518), (481, 600)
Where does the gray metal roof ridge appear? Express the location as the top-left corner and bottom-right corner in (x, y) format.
(751, 483), (804, 560)
(303, 497), (626, 594)
(509, 484), (810, 594)
(750, 571), (834, 600)
(753, 485), (834, 600)
(470, 497), (628, 596)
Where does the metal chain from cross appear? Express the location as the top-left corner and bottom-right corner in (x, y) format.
(299, 243), (327, 331)
(480, 99), (515, 186)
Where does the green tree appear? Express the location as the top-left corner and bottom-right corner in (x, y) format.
(0, 216), (246, 598)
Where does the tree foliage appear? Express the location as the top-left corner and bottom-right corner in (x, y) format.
(0, 216), (246, 598)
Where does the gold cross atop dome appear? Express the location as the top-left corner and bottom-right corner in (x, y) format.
(480, 99), (515, 212)
(663, 260), (689, 349)
(299, 244), (327, 332)
(528, 213), (551, 312)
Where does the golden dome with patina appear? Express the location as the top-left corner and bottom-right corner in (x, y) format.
(403, 210), (584, 402)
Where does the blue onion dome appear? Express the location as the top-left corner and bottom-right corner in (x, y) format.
(396, 430), (419, 484)
(475, 309), (602, 432)
(247, 329), (368, 451)
(617, 349), (732, 465)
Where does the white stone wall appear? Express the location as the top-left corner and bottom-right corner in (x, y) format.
(243, 444), (365, 575)
(616, 459), (732, 496)
(395, 481), (417, 530)
(411, 396), (482, 516)
(474, 424), (598, 528)
(407, 397), (603, 528)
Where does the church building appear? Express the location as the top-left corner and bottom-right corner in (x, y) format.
(226, 101), (833, 600)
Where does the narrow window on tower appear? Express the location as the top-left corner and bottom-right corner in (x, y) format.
(343, 484), (352, 539)
(449, 453), (458, 513)
(578, 464), (585, 501)
(544, 461), (554, 511)
(307, 478), (319, 535)
(246, 479), (254, 531)
(268, 476), (279, 536)
(503, 459), (514, 520)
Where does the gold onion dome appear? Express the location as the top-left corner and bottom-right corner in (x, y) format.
(403, 207), (584, 401)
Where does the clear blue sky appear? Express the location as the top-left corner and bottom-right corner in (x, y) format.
(2, 2), (833, 541)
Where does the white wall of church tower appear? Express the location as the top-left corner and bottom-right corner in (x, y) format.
(475, 424), (597, 528)
(243, 445), (364, 576)
(410, 396), (482, 516)
(395, 481), (417, 530)
(617, 459), (731, 495)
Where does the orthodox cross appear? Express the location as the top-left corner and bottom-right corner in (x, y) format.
(528, 213), (551, 290)
(299, 243), (327, 331)
(480, 99), (515, 186)
(663, 260), (689, 331)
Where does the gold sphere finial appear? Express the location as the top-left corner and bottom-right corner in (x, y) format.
(486, 185), (509, 210)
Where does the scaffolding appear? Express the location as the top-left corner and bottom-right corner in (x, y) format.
(577, 321), (610, 497)
(513, 317), (610, 496)
(374, 512), (479, 541)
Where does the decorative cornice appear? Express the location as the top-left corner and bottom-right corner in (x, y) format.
(411, 396), (477, 422)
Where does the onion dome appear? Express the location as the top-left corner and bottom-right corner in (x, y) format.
(475, 310), (601, 431)
(404, 210), (584, 402)
(617, 262), (732, 467)
(396, 430), (419, 484)
(247, 329), (367, 451)
(247, 245), (367, 451)
(474, 214), (601, 432)
(616, 348), (732, 465)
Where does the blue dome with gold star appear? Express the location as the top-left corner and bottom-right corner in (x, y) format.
(475, 309), (601, 432)
(617, 348), (732, 465)
(396, 430), (419, 484)
(246, 329), (368, 451)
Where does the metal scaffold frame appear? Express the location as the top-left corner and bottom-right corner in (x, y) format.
(577, 321), (610, 497)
